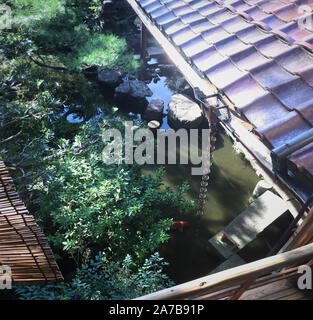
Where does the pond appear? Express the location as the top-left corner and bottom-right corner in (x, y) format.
(131, 57), (293, 284)
(66, 57), (292, 285)
(141, 126), (260, 284)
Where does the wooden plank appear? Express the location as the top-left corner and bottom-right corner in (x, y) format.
(224, 191), (289, 249)
(209, 191), (289, 258)
(240, 279), (309, 300)
(282, 207), (313, 252)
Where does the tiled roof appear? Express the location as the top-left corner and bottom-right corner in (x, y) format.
(135, 0), (313, 190)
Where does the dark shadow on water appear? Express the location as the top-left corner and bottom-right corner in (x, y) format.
(142, 132), (261, 284)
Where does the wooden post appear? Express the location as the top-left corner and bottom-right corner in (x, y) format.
(228, 277), (255, 300)
(282, 207), (313, 251)
(228, 207), (313, 300)
(140, 21), (147, 60)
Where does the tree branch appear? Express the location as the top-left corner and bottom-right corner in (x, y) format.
(28, 53), (98, 75)
(0, 115), (31, 131)
(0, 131), (22, 145)
(27, 53), (70, 71)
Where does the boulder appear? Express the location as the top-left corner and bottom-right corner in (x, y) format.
(137, 67), (154, 82)
(98, 67), (122, 87)
(142, 98), (164, 121)
(175, 77), (191, 92)
(167, 94), (203, 129)
(115, 79), (153, 99)
(114, 79), (153, 112)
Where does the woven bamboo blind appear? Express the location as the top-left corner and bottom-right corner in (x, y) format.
(0, 159), (63, 285)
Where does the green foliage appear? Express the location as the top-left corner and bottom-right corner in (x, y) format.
(15, 252), (173, 300)
(7, 0), (139, 72)
(0, 91), (62, 159)
(0, 31), (35, 59)
(0, 55), (102, 105)
(0, 0), (191, 299)
(12, 0), (66, 27)
(31, 118), (193, 263)
(0, 56), (93, 163)
(63, 33), (139, 72)
(11, 0), (102, 32)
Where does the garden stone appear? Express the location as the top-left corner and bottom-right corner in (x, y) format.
(167, 94), (203, 129)
(142, 98), (164, 122)
(98, 67), (122, 87)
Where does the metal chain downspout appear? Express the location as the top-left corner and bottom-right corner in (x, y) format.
(193, 87), (217, 217)
(196, 129), (216, 216)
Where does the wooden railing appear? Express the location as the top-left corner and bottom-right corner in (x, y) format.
(135, 242), (313, 300)
(227, 205), (313, 299)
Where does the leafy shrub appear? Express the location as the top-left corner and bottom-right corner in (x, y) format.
(15, 252), (173, 300)
(63, 33), (139, 72)
(8, 0), (139, 72)
(31, 117), (193, 264)
(1, 0), (191, 300)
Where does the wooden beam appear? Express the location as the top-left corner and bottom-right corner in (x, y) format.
(282, 207), (313, 251)
(140, 22), (147, 60)
(195, 267), (300, 300)
(134, 242), (313, 300)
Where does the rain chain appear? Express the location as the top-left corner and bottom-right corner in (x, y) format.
(196, 133), (216, 216)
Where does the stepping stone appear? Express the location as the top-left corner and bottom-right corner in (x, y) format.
(209, 191), (290, 259)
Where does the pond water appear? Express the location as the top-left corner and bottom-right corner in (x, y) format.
(141, 130), (260, 284)
(66, 58), (292, 285)
(146, 76), (173, 130)
(143, 58), (298, 285)
(133, 59), (294, 284)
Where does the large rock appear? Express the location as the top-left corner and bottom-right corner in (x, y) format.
(142, 98), (164, 121)
(167, 94), (203, 129)
(175, 77), (191, 92)
(98, 67), (122, 87)
(115, 79), (153, 99)
(114, 79), (153, 112)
